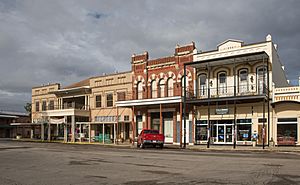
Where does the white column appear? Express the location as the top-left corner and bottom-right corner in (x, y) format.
(71, 115), (75, 142)
(48, 123), (51, 142)
(41, 123), (44, 141)
(30, 128), (34, 139)
(63, 116), (67, 142)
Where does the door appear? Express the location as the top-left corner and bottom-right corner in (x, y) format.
(225, 125), (233, 143)
(239, 69), (248, 94)
(218, 72), (227, 96)
(218, 125), (225, 142)
(164, 118), (173, 143)
(136, 116), (143, 136)
(257, 66), (267, 94)
(258, 125), (267, 144)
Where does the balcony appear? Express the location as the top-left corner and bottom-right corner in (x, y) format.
(187, 85), (269, 104)
(41, 103), (90, 117)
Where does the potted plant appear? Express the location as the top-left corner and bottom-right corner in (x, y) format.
(269, 137), (275, 147)
(251, 137), (257, 147)
(251, 133), (257, 147)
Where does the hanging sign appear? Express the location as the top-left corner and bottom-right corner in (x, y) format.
(215, 108), (229, 115)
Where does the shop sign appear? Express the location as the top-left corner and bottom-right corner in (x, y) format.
(215, 108), (229, 115)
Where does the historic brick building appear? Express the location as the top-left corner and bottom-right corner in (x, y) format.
(116, 42), (196, 146)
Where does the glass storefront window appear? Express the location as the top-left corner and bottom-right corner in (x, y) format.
(277, 124), (297, 140)
(237, 124), (251, 141)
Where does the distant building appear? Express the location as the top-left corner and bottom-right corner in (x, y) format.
(0, 111), (30, 138)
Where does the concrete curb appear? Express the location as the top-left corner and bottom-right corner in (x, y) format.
(10, 139), (300, 153)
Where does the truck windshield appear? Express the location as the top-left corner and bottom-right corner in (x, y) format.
(144, 130), (159, 134)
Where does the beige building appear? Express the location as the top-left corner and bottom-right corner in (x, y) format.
(31, 72), (132, 143)
(272, 84), (300, 146)
(187, 34), (290, 147)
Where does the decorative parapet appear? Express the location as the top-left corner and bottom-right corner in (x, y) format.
(273, 86), (300, 103)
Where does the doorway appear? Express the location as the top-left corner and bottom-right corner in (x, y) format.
(212, 120), (233, 144)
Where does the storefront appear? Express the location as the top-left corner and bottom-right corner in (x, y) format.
(195, 119), (253, 145)
(277, 118), (298, 145)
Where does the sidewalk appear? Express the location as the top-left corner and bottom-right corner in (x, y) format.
(186, 144), (300, 153)
(10, 138), (300, 153)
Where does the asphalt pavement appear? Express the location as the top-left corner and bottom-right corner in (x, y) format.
(0, 140), (300, 185)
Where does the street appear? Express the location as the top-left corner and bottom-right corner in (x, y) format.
(0, 140), (299, 185)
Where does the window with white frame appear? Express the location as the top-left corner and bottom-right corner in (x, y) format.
(106, 93), (113, 107)
(257, 66), (267, 94)
(238, 69), (248, 94)
(151, 80), (157, 98)
(198, 74), (207, 97)
(137, 81), (143, 100)
(158, 79), (165, 98)
(218, 72), (227, 95)
(167, 78), (173, 97)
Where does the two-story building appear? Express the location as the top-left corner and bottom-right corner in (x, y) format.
(116, 43), (195, 146)
(31, 72), (132, 143)
(184, 35), (289, 147)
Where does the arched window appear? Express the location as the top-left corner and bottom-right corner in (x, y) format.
(167, 78), (174, 97)
(181, 76), (189, 97)
(151, 80), (157, 98)
(137, 81), (143, 100)
(238, 69), (248, 94)
(218, 72), (227, 95)
(257, 66), (267, 94)
(158, 79), (165, 98)
(198, 74), (207, 97)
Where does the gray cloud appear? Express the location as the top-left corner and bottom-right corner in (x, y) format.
(0, 0), (299, 112)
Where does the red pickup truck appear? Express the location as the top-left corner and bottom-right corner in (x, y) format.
(137, 129), (164, 149)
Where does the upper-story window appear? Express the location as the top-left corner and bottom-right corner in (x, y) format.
(158, 79), (165, 98)
(49, 100), (54, 110)
(137, 81), (143, 100)
(238, 69), (248, 94)
(151, 80), (157, 98)
(167, 78), (174, 97)
(95, 95), (101, 108)
(117, 92), (126, 101)
(257, 66), (267, 94)
(35, 101), (40, 112)
(181, 76), (189, 96)
(106, 93), (113, 107)
(218, 72), (227, 95)
(198, 74), (207, 97)
(42, 100), (47, 111)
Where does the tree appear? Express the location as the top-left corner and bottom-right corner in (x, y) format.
(24, 102), (32, 118)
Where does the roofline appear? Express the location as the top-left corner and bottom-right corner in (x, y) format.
(197, 40), (271, 55)
(32, 83), (60, 90)
(185, 51), (269, 67)
(90, 71), (132, 80)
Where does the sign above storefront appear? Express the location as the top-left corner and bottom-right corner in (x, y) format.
(215, 108), (229, 115)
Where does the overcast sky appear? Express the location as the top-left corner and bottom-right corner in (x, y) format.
(0, 0), (300, 112)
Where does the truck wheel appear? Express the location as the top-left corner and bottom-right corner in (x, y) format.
(159, 144), (163, 149)
(140, 141), (145, 149)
